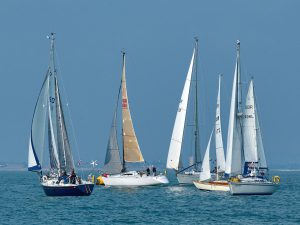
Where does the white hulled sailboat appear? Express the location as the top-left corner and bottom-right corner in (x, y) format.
(166, 39), (202, 184)
(193, 75), (229, 191)
(28, 33), (94, 196)
(101, 52), (169, 186)
(225, 41), (278, 195)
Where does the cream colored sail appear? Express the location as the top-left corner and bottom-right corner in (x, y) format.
(121, 53), (144, 162)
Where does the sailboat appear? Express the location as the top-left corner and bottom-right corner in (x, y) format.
(193, 75), (229, 191)
(166, 39), (202, 184)
(101, 52), (169, 186)
(225, 40), (278, 195)
(28, 33), (94, 196)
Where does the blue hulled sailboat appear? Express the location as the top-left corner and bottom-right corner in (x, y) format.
(28, 33), (94, 196)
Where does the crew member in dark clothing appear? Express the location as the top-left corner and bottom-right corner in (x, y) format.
(58, 171), (68, 183)
(146, 167), (150, 176)
(152, 166), (157, 176)
(69, 169), (76, 184)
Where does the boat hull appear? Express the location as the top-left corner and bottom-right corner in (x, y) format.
(102, 171), (169, 186)
(229, 182), (277, 195)
(193, 180), (229, 192)
(176, 173), (200, 184)
(42, 183), (94, 196)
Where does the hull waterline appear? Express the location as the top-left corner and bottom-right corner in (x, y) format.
(102, 171), (169, 187)
(42, 183), (94, 196)
(193, 180), (229, 192)
(176, 173), (200, 184)
(229, 182), (277, 195)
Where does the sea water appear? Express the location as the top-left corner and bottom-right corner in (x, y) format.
(0, 170), (299, 225)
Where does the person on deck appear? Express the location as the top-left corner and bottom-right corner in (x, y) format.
(69, 169), (76, 184)
(58, 171), (68, 184)
(146, 167), (150, 176)
(152, 166), (157, 176)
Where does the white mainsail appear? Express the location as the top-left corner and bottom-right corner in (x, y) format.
(225, 41), (243, 176)
(215, 75), (226, 173)
(243, 80), (258, 163)
(199, 130), (213, 181)
(167, 48), (195, 170)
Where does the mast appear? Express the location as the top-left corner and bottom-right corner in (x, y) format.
(121, 51), (126, 171)
(225, 40), (243, 177)
(194, 37), (201, 171)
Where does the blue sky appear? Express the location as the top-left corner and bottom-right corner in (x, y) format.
(0, 1), (300, 168)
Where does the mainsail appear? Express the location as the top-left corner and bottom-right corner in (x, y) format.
(243, 80), (267, 170)
(167, 47), (195, 170)
(121, 53), (144, 163)
(215, 75), (226, 173)
(225, 40), (243, 176)
(243, 80), (258, 163)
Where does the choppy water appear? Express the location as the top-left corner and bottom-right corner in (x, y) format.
(0, 170), (299, 225)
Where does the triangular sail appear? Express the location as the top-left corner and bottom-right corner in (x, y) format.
(167, 48), (195, 170)
(225, 41), (243, 176)
(215, 75), (226, 173)
(28, 71), (50, 171)
(243, 80), (258, 164)
(121, 53), (144, 163)
(200, 129), (213, 181)
(103, 84), (123, 174)
(255, 100), (267, 169)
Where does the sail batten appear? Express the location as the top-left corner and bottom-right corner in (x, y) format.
(121, 54), (144, 163)
(167, 48), (195, 170)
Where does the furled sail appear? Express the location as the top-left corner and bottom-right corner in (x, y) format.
(243, 80), (258, 163)
(121, 53), (144, 162)
(225, 41), (243, 176)
(103, 84), (123, 174)
(28, 71), (50, 171)
(167, 48), (195, 170)
(215, 75), (226, 173)
(199, 129), (213, 181)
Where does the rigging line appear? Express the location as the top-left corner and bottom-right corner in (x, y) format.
(54, 43), (83, 177)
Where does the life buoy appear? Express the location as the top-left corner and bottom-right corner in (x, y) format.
(273, 176), (280, 184)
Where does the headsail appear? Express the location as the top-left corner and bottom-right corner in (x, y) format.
(28, 71), (50, 171)
(103, 84), (123, 174)
(121, 53), (144, 163)
(167, 47), (195, 170)
(225, 40), (243, 176)
(199, 129), (213, 181)
(215, 75), (226, 173)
